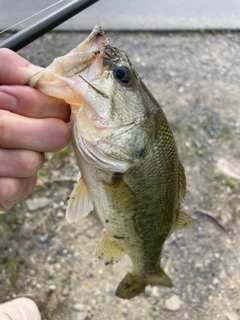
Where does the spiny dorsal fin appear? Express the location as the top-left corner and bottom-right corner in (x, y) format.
(172, 211), (198, 233)
(66, 175), (94, 223)
(94, 229), (124, 264)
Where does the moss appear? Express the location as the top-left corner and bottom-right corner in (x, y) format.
(5, 258), (19, 291)
(214, 173), (239, 188)
(50, 31), (58, 41)
(54, 145), (70, 158)
(37, 161), (51, 186)
(196, 146), (207, 157)
(214, 124), (232, 139)
(0, 224), (4, 239)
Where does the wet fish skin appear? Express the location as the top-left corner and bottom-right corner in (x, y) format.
(29, 26), (197, 299)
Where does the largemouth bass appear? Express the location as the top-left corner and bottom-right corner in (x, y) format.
(29, 26), (197, 299)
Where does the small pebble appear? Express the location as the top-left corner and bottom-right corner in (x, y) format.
(29, 269), (36, 275)
(71, 304), (89, 320)
(56, 211), (64, 218)
(151, 286), (160, 298)
(26, 198), (50, 211)
(226, 312), (237, 320)
(122, 307), (129, 316)
(86, 230), (97, 238)
(84, 272), (93, 278)
(144, 286), (152, 297)
(216, 158), (240, 180)
(165, 294), (182, 311)
(62, 287), (70, 296)
(48, 284), (56, 292)
(219, 268), (227, 279)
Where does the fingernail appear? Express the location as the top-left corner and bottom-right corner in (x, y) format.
(28, 64), (43, 72)
(0, 90), (17, 112)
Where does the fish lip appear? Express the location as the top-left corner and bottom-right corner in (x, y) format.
(83, 25), (108, 53)
(90, 26), (105, 39)
(86, 27), (125, 70)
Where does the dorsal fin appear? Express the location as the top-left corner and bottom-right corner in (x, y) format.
(172, 211), (198, 233)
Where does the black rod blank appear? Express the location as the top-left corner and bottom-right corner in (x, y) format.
(0, 0), (99, 51)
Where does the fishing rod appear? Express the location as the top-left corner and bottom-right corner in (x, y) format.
(0, 0), (99, 52)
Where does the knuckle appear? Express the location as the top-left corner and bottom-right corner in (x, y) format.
(0, 48), (15, 62)
(0, 178), (19, 209)
(0, 175), (38, 209)
(0, 111), (11, 144)
(0, 48), (14, 56)
(51, 120), (71, 151)
(20, 152), (44, 176)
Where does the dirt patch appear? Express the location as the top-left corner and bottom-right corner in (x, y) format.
(0, 31), (240, 320)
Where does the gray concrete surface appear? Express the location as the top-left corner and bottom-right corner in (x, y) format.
(1, 0), (240, 32)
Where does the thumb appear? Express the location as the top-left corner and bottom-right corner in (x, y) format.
(0, 298), (41, 320)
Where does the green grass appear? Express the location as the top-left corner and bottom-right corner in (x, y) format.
(214, 173), (239, 188)
(5, 258), (19, 291)
(0, 224), (4, 239)
(214, 124), (232, 139)
(53, 145), (71, 158)
(50, 31), (58, 41)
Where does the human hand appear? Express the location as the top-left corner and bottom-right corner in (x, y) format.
(0, 49), (71, 211)
(0, 298), (41, 320)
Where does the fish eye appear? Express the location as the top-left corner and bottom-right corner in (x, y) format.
(113, 64), (133, 85)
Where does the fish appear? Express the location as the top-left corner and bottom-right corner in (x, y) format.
(29, 26), (197, 299)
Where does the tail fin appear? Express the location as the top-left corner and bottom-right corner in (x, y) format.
(116, 268), (172, 299)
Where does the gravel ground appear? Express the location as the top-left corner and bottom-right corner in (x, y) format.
(0, 30), (240, 320)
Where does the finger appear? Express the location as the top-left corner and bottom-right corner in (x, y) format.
(0, 49), (41, 85)
(0, 149), (44, 178)
(0, 86), (70, 121)
(0, 175), (38, 211)
(0, 110), (71, 152)
(0, 297), (41, 320)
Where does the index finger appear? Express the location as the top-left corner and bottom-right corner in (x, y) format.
(0, 48), (41, 85)
(0, 85), (70, 121)
(0, 49), (70, 121)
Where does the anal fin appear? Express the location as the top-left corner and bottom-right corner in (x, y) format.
(94, 229), (124, 265)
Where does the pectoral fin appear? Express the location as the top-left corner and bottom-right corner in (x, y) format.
(66, 174), (94, 223)
(172, 211), (198, 233)
(94, 229), (124, 264)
